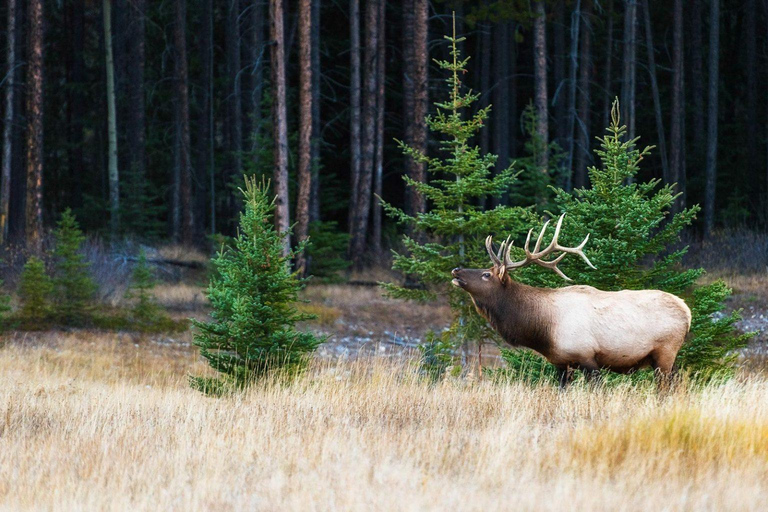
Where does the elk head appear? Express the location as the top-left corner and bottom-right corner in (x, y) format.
(451, 214), (595, 298)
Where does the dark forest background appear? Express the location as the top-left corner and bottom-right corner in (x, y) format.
(0, 0), (765, 271)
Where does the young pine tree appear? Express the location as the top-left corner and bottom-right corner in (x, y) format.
(382, 21), (536, 357)
(191, 177), (323, 394)
(52, 209), (97, 325)
(18, 256), (54, 322)
(499, 101), (750, 381)
(125, 249), (166, 328)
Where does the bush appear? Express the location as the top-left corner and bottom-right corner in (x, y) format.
(18, 257), (54, 323)
(190, 177), (324, 394)
(52, 209), (96, 325)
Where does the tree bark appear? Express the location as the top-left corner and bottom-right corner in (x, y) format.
(621, 0), (637, 141)
(25, 0), (45, 253)
(349, 0), (362, 231)
(295, 0), (313, 274)
(669, 0), (685, 211)
(350, 0), (380, 268)
(493, 21), (511, 187)
(688, 0), (705, 158)
(226, 0), (243, 221)
(270, 0), (290, 256)
(553, 0), (568, 147)
(1, 0), (16, 246)
(104, 0), (120, 237)
(405, 0), (428, 221)
(602, 0), (614, 130)
(641, 0), (668, 185)
(309, 0), (321, 222)
(479, 17), (491, 163)
(704, 0), (719, 235)
(172, 0), (194, 244)
(573, 0), (592, 189)
(198, 0), (215, 234)
(533, 0), (549, 172)
(371, 0), (385, 254)
(564, 0), (582, 190)
(125, 0), (145, 197)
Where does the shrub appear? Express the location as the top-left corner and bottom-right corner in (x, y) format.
(52, 209), (96, 325)
(18, 257), (54, 322)
(190, 177), (324, 394)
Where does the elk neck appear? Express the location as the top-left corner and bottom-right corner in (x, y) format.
(470, 279), (555, 357)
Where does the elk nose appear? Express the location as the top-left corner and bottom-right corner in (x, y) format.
(451, 267), (461, 277)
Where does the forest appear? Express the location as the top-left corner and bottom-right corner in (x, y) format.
(0, 0), (765, 271)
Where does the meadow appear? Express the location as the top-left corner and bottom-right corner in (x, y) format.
(1, 277), (767, 511)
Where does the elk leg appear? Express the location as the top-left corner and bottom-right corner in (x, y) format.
(582, 368), (603, 387)
(651, 348), (677, 394)
(557, 366), (574, 389)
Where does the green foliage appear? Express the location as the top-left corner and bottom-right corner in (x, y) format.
(418, 330), (455, 383)
(501, 101), (750, 382)
(18, 257), (54, 322)
(52, 209), (97, 325)
(124, 250), (176, 331)
(306, 221), (350, 283)
(382, 26), (536, 347)
(191, 177), (324, 394)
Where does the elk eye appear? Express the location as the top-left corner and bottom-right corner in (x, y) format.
(482, 272), (491, 279)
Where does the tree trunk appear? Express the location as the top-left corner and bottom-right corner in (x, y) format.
(533, 0), (549, 172)
(669, 0), (685, 211)
(295, 0), (313, 274)
(226, 0), (243, 222)
(479, 17), (491, 161)
(198, 0), (215, 234)
(350, 0), (380, 268)
(553, 0), (568, 147)
(406, 0), (428, 221)
(573, 0), (592, 189)
(172, 0), (194, 244)
(104, 0), (120, 237)
(65, 0), (85, 211)
(641, 0), (669, 184)
(564, 0), (582, 190)
(493, 20), (511, 193)
(125, 0), (145, 201)
(704, 0), (719, 235)
(309, 0), (321, 222)
(602, 0), (614, 130)
(620, 0), (638, 141)
(25, 0), (44, 253)
(689, 0), (705, 158)
(349, 0), (362, 231)
(1, 0), (16, 246)
(270, 0), (290, 256)
(371, 0), (385, 254)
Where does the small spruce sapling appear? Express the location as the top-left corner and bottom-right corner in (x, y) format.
(190, 177), (323, 394)
(125, 250), (166, 328)
(52, 209), (97, 325)
(18, 257), (54, 322)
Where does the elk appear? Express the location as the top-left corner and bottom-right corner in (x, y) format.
(451, 214), (691, 387)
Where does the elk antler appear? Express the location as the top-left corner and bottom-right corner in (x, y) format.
(502, 214), (595, 281)
(485, 234), (511, 268)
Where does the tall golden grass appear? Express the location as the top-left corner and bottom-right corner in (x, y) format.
(1, 336), (767, 511)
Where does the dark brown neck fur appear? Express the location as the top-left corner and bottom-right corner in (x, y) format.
(470, 280), (555, 357)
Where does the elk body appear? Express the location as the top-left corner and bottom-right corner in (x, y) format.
(451, 215), (691, 387)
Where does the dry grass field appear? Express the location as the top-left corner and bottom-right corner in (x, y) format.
(1, 331), (768, 511)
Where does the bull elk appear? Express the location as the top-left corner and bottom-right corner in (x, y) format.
(451, 214), (691, 387)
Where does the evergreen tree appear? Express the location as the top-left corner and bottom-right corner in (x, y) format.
(18, 256), (54, 321)
(499, 101), (750, 381)
(382, 21), (536, 349)
(52, 209), (97, 325)
(191, 177), (323, 394)
(125, 249), (166, 327)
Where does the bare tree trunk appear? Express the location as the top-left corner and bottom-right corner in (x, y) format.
(271, 0), (290, 256)
(688, 0), (705, 159)
(198, 0), (214, 234)
(404, 0), (428, 221)
(349, 0), (362, 231)
(246, 0), (265, 151)
(295, 0), (313, 274)
(479, 17), (491, 160)
(641, 0), (668, 184)
(351, 0), (380, 268)
(1, 0), (16, 246)
(704, 0), (719, 236)
(533, 0), (549, 172)
(573, 0), (592, 189)
(173, 0), (194, 244)
(669, 0), (685, 211)
(371, 0), (385, 254)
(309, 0), (321, 223)
(602, 0), (614, 130)
(564, 0), (582, 190)
(226, 0), (243, 221)
(553, 0), (567, 147)
(104, 0), (120, 237)
(621, 0), (637, 141)
(493, 20), (511, 195)
(25, 0), (44, 253)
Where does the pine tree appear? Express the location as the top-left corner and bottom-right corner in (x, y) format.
(499, 101), (750, 382)
(52, 209), (96, 325)
(18, 256), (53, 322)
(382, 18), (536, 356)
(125, 249), (165, 327)
(191, 177), (323, 394)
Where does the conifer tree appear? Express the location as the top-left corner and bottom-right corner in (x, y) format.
(52, 209), (96, 325)
(191, 177), (323, 394)
(382, 19), (536, 348)
(18, 256), (53, 321)
(125, 249), (165, 327)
